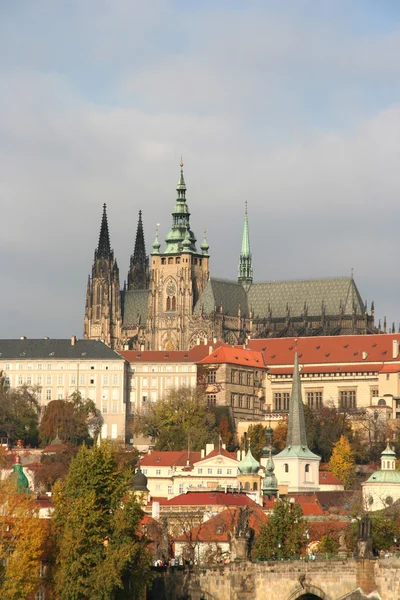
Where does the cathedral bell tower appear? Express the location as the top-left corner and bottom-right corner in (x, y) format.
(147, 161), (210, 350)
(84, 204), (122, 348)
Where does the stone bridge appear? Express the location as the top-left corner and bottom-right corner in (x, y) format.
(151, 557), (400, 600)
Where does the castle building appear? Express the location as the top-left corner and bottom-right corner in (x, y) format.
(84, 164), (376, 351)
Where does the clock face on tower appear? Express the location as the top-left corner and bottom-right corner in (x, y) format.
(166, 281), (176, 296)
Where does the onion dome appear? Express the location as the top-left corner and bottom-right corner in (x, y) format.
(152, 228), (161, 255)
(132, 465), (149, 492)
(238, 444), (260, 475)
(8, 456), (29, 493)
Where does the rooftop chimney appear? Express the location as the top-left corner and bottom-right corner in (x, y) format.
(393, 340), (399, 360)
(71, 335), (77, 346)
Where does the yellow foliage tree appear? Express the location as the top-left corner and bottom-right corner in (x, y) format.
(0, 481), (47, 600)
(328, 435), (355, 489)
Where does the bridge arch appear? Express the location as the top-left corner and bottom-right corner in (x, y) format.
(288, 584), (332, 600)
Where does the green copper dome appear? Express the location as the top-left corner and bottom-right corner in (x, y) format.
(152, 229), (161, 254)
(366, 470), (400, 484)
(238, 445), (260, 475)
(200, 230), (209, 255)
(381, 442), (396, 458)
(163, 166), (198, 255)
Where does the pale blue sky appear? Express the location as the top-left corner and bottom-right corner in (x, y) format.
(1, 1), (400, 337)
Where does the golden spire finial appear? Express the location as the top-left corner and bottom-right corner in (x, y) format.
(180, 155), (184, 168)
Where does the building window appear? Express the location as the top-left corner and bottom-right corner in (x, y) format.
(46, 376), (52, 385)
(247, 373), (252, 385)
(246, 396), (251, 409)
(238, 372), (244, 385)
(18, 364), (23, 370)
(207, 394), (216, 406)
(156, 469), (161, 476)
(207, 370), (216, 384)
(58, 375), (63, 385)
(274, 392), (290, 411)
(208, 468), (212, 474)
(217, 468), (222, 475)
(197, 468), (203, 474)
(4, 364), (10, 371)
(46, 389), (52, 400)
(227, 469), (232, 475)
(168, 486), (173, 495)
(57, 391), (63, 400)
(71, 375), (76, 385)
(179, 484), (184, 494)
(102, 406), (107, 413)
(371, 388), (379, 401)
(161, 258), (166, 264)
(80, 375), (85, 385)
(103, 375), (108, 385)
(284, 464), (289, 473)
(339, 390), (356, 410)
(231, 370), (236, 384)
(113, 375), (118, 385)
(27, 363), (33, 371)
(36, 592), (45, 600)
(238, 396), (243, 408)
(230, 393), (235, 407)
(17, 376), (23, 385)
(307, 391), (323, 410)
(37, 389), (42, 401)
(112, 405), (117, 414)
(305, 464), (310, 473)
(47, 364), (52, 370)
(90, 377), (95, 385)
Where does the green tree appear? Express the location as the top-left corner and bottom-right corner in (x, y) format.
(252, 498), (306, 560)
(319, 534), (339, 555)
(0, 378), (39, 446)
(39, 393), (102, 446)
(53, 442), (150, 600)
(240, 424), (266, 461)
(132, 387), (217, 451)
(328, 435), (356, 489)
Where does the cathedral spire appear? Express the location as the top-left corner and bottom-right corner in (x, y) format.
(127, 210), (149, 290)
(164, 159), (197, 255)
(238, 202), (253, 290)
(96, 204), (112, 258)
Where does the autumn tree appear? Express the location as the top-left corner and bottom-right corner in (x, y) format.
(240, 424), (266, 461)
(0, 480), (47, 600)
(328, 435), (356, 489)
(132, 387), (217, 451)
(252, 498), (306, 560)
(53, 442), (151, 600)
(272, 419), (288, 452)
(39, 392), (102, 446)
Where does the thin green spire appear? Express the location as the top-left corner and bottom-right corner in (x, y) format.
(238, 202), (253, 289)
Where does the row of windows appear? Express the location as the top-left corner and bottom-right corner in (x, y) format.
(160, 256), (203, 266)
(231, 370), (255, 386)
(274, 371), (378, 379)
(34, 388), (120, 402)
(273, 390), (358, 411)
(8, 374), (119, 386)
(139, 377), (188, 388)
(230, 393), (256, 409)
(102, 405), (120, 414)
(1, 363), (118, 371)
(137, 365), (191, 373)
(142, 467), (236, 476)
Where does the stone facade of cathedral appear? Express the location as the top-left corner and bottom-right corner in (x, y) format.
(83, 165), (377, 350)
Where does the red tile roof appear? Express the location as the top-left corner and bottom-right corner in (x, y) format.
(140, 451), (201, 468)
(174, 506), (268, 543)
(164, 491), (258, 507)
(247, 334), (400, 367)
(119, 343), (213, 363)
(197, 344), (266, 368)
(201, 448), (238, 461)
(319, 471), (343, 486)
(269, 364), (380, 375)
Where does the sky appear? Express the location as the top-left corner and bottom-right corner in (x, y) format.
(1, 0), (400, 338)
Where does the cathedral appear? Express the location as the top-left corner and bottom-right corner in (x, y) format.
(83, 164), (376, 350)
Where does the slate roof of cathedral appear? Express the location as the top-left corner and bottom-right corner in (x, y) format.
(194, 276), (364, 319)
(0, 339), (124, 360)
(122, 289), (149, 327)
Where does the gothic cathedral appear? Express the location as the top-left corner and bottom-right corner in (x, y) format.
(84, 163), (377, 350)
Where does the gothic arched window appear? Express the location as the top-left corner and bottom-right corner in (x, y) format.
(171, 296), (176, 311)
(96, 287), (101, 304)
(166, 297), (171, 311)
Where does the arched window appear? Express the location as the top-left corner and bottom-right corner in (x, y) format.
(171, 296), (176, 311)
(166, 297), (171, 311)
(253, 482), (258, 491)
(305, 464), (310, 473)
(96, 287), (101, 303)
(244, 482), (250, 490)
(284, 464), (289, 473)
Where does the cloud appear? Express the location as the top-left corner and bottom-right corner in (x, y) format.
(1, 1), (400, 337)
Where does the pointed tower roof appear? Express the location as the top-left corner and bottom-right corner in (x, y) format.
(275, 347), (319, 459)
(152, 227), (161, 254)
(163, 160), (198, 255)
(200, 229), (209, 255)
(262, 450), (278, 496)
(96, 204), (112, 258)
(238, 202), (253, 289)
(127, 210), (149, 290)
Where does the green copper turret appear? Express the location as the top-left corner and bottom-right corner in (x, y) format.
(163, 162), (198, 255)
(238, 202), (253, 290)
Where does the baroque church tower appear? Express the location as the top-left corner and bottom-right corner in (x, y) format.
(84, 204), (122, 347)
(147, 162), (210, 350)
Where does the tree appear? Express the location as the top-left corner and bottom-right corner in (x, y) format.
(39, 392), (102, 447)
(132, 387), (217, 451)
(252, 498), (306, 560)
(218, 415), (233, 449)
(0, 480), (47, 600)
(272, 419), (288, 452)
(318, 534), (339, 555)
(240, 424), (266, 461)
(328, 435), (356, 489)
(0, 378), (39, 446)
(53, 442), (151, 600)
